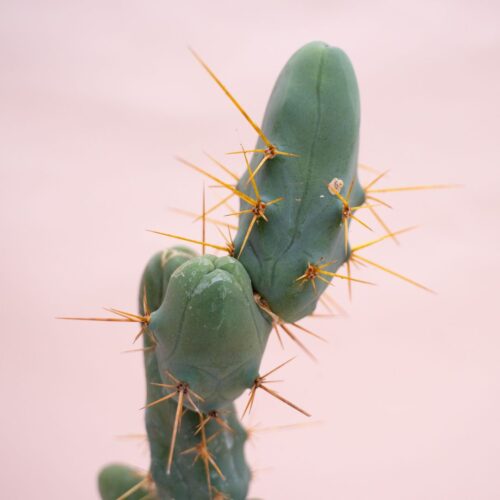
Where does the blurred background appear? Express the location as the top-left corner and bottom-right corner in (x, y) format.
(1, 1), (499, 498)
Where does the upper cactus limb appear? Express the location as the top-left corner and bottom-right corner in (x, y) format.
(235, 41), (364, 322)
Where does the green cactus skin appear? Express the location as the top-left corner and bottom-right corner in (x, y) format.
(235, 41), (364, 323)
(140, 247), (252, 499)
(96, 40), (364, 499)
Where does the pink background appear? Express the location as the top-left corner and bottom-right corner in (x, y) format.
(1, 1), (499, 498)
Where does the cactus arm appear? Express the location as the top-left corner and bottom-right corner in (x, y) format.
(235, 41), (364, 322)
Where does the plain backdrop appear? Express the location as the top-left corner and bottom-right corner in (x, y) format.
(1, 1), (499, 499)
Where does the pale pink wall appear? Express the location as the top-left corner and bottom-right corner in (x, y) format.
(1, 1), (499, 498)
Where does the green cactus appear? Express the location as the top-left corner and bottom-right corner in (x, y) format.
(61, 40), (445, 499)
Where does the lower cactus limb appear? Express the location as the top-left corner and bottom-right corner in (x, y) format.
(98, 464), (156, 500)
(141, 248), (252, 499)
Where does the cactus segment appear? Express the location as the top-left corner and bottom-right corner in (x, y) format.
(234, 41), (365, 323)
(149, 254), (272, 411)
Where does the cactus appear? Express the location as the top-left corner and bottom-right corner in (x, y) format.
(61, 40), (452, 499)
